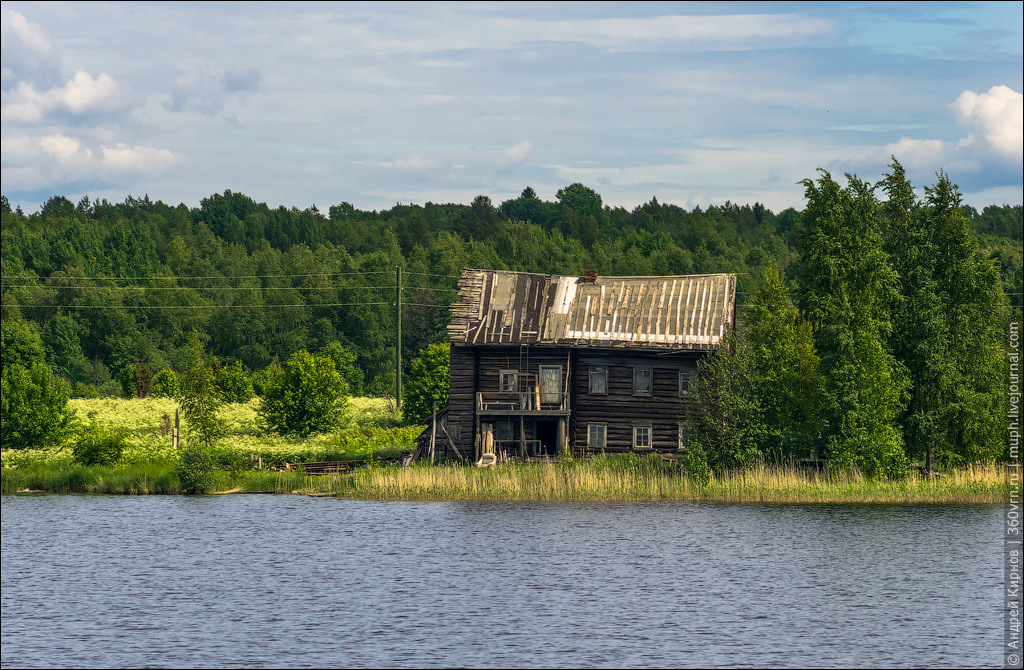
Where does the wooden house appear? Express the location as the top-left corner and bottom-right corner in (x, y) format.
(422, 269), (737, 461)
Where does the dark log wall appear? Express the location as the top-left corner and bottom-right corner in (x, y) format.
(441, 345), (476, 460)
(573, 352), (701, 454)
(441, 345), (706, 460)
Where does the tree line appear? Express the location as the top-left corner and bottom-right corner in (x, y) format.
(686, 163), (1014, 474)
(1, 166), (1021, 465)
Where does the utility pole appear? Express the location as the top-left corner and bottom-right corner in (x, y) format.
(396, 264), (402, 411)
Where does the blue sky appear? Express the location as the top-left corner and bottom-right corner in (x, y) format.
(2, 1), (1021, 215)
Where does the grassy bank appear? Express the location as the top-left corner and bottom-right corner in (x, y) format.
(1, 396), (421, 472)
(3, 455), (1007, 503)
(1, 398), (1008, 502)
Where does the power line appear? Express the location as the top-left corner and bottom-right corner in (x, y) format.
(10, 301), (452, 310)
(0, 270), (393, 283)
(1, 283), (401, 291)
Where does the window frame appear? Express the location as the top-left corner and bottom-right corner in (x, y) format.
(633, 425), (652, 449)
(588, 423), (607, 449)
(588, 367), (608, 395)
(499, 369), (519, 394)
(633, 367), (653, 396)
(539, 365), (563, 404)
(679, 370), (696, 396)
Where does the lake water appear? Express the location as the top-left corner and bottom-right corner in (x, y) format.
(0, 495), (1003, 668)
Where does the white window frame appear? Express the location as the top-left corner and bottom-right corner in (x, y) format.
(633, 367), (652, 396)
(499, 369), (518, 393)
(588, 423), (607, 449)
(589, 367), (608, 395)
(678, 422), (687, 450)
(633, 425), (652, 449)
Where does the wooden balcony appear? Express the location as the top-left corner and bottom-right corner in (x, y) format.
(475, 376), (570, 416)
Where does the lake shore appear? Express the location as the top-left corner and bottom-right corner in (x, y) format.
(1, 458), (1007, 503)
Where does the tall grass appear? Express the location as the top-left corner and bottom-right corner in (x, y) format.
(2, 456), (1006, 502)
(2, 462), (180, 494)
(323, 457), (1007, 503)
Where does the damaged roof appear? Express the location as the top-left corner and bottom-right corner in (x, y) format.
(448, 269), (736, 350)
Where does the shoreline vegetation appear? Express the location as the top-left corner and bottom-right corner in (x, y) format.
(0, 397), (1008, 504)
(1, 458), (1007, 504)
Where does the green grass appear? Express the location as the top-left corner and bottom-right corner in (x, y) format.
(1, 399), (1009, 503)
(2, 455), (1006, 502)
(1, 396), (421, 472)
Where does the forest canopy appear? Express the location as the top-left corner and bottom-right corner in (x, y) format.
(1, 170), (1020, 467)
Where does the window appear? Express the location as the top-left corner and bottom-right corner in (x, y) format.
(678, 422), (687, 450)
(589, 367), (608, 395)
(588, 424), (607, 448)
(500, 369), (518, 393)
(633, 367), (652, 396)
(679, 371), (696, 396)
(633, 425), (652, 449)
(539, 366), (562, 404)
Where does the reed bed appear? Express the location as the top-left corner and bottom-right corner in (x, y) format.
(323, 458), (1008, 503)
(2, 458), (1007, 502)
(2, 462), (180, 495)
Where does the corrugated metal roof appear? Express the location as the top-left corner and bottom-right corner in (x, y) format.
(448, 269), (736, 350)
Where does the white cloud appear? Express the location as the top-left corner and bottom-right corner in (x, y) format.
(62, 71), (122, 114)
(0, 70), (126, 122)
(494, 140), (534, 172)
(878, 85), (1023, 182)
(880, 137), (960, 171)
(952, 85), (1023, 162)
(39, 134), (93, 165)
(0, 8), (61, 89)
(100, 143), (178, 172)
(504, 140), (533, 164)
(0, 81), (50, 122)
(1, 131), (178, 189)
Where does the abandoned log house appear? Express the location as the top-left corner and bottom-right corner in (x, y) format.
(422, 269), (737, 462)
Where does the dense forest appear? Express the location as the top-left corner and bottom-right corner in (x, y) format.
(1, 167), (1021, 466)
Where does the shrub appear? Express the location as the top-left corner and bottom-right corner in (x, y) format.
(72, 426), (128, 466)
(401, 343), (450, 424)
(151, 368), (180, 398)
(681, 444), (711, 487)
(259, 350), (349, 437)
(71, 382), (99, 399)
(251, 365), (275, 397)
(1, 363), (74, 450)
(175, 442), (215, 494)
(118, 361), (153, 399)
(216, 361), (254, 403)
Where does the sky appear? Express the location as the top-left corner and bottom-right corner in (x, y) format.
(2, 1), (1022, 215)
